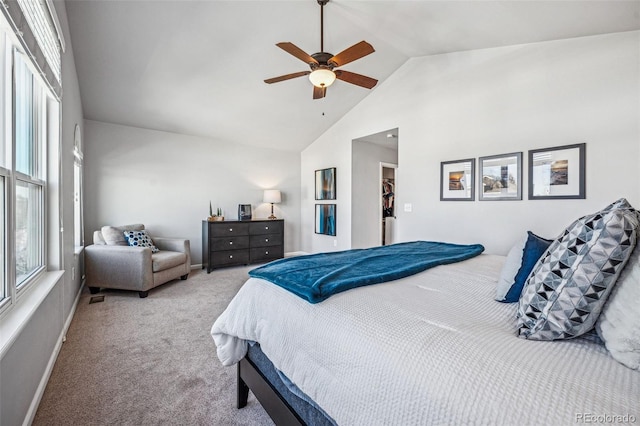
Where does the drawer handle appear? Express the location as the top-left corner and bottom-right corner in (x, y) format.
(229, 255), (233, 259)
(265, 238), (269, 242)
(265, 251), (269, 255)
(229, 241), (233, 245)
(265, 226), (269, 230)
(229, 228), (233, 232)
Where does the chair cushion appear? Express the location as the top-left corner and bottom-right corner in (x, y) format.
(101, 224), (145, 245)
(152, 251), (187, 273)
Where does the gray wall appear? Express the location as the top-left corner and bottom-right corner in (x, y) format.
(83, 120), (302, 263)
(0, 1), (85, 424)
(302, 31), (640, 255)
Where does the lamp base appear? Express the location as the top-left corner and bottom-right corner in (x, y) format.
(268, 214), (277, 220)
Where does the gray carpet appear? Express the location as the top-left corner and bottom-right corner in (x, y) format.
(33, 266), (274, 426)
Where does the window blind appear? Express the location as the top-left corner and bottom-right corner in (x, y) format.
(1, 0), (64, 98)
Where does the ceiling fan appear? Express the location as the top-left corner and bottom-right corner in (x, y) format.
(264, 0), (378, 100)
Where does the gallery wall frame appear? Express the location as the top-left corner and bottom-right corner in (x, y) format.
(528, 143), (586, 200)
(315, 167), (336, 200)
(315, 204), (336, 236)
(479, 152), (522, 201)
(440, 158), (475, 201)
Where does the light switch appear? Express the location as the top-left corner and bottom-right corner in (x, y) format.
(404, 203), (412, 212)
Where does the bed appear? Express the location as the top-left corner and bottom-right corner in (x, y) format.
(211, 200), (640, 425)
(212, 250), (640, 425)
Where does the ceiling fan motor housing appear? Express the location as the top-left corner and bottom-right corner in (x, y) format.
(310, 52), (335, 70)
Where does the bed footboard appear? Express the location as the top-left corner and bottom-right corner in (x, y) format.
(237, 356), (305, 426)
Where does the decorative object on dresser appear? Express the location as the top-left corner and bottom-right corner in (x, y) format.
(209, 202), (224, 221)
(263, 189), (281, 220)
(238, 204), (252, 221)
(202, 219), (284, 272)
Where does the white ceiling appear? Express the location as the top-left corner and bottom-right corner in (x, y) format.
(65, 0), (640, 152)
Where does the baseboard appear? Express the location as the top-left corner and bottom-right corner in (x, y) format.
(22, 278), (85, 426)
(285, 251), (308, 258)
(191, 263), (202, 270)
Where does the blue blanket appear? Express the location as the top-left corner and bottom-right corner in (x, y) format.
(248, 241), (484, 303)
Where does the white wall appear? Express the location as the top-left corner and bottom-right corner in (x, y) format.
(301, 31), (640, 255)
(83, 120), (301, 263)
(351, 140), (398, 248)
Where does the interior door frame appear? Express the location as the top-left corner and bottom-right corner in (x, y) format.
(379, 162), (398, 245)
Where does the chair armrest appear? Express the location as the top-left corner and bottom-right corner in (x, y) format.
(153, 237), (189, 253)
(154, 238), (191, 270)
(85, 245), (153, 291)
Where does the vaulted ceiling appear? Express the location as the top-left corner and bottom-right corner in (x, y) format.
(65, 0), (640, 152)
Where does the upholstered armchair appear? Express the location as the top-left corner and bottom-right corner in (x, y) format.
(85, 224), (191, 298)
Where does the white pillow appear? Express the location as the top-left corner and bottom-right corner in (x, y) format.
(596, 244), (640, 370)
(495, 234), (527, 301)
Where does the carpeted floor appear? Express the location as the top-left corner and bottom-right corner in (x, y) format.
(33, 266), (274, 425)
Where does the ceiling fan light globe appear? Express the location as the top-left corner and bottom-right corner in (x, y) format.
(309, 69), (336, 88)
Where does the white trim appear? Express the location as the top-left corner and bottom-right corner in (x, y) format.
(0, 270), (63, 358)
(379, 162), (397, 246)
(21, 279), (83, 426)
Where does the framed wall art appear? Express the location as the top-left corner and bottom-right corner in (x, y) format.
(479, 152), (522, 201)
(315, 167), (336, 200)
(440, 159), (475, 201)
(528, 143), (585, 200)
(315, 204), (336, 236)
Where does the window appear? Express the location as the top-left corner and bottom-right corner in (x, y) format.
(14, 52), (46, 288)
(73, 124), (83, 248)
(0, 15), (60, 312)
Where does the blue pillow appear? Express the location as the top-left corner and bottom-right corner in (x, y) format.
(500, 231), (553, 303)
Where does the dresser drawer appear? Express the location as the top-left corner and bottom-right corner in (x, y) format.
(250, 233), (283, 248)
(250, 246), (283, 263)
(211, 236), (250, 251)
(212, 250), (249, 267)
(249, 221), (283, 235)
(210, 222), (250, 237)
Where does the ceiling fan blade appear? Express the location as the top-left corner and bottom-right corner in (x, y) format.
(335, 70), (378, 89)
(264, 71), (310, 84)
(329, 41), (375, 67)
(313, 85), (326, 99)
(276, 42), (319, 65)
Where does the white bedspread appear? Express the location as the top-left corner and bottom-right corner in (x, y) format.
(211, 254), (640, 425)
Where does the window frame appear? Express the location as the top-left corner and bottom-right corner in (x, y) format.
(0, 25), (58, 315)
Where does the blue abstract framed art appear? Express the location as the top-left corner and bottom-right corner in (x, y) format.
(315, 167), (336, 200)
(315, 204), (336, 236)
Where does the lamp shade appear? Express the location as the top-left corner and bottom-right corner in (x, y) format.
(308, 69), (336, 88)
(263, 189), (281, 204)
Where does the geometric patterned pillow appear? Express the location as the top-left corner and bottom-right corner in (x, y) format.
(517, 198), (640, 340)
(123, 230), (159, 253)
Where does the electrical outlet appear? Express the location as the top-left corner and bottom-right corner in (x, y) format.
(72, 267), (75, 280)
(333, 240), (337, 247)
(404, 203), (412, 212)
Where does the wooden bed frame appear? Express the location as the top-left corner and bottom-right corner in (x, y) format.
(237, 356), (306, 426)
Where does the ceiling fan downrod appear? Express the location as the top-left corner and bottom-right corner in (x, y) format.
(318, 0), (329, 53)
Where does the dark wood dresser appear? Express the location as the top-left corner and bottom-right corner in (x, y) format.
(202, 219), (284, 272)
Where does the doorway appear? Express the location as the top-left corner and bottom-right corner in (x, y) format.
(351, 128), (398, 249)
